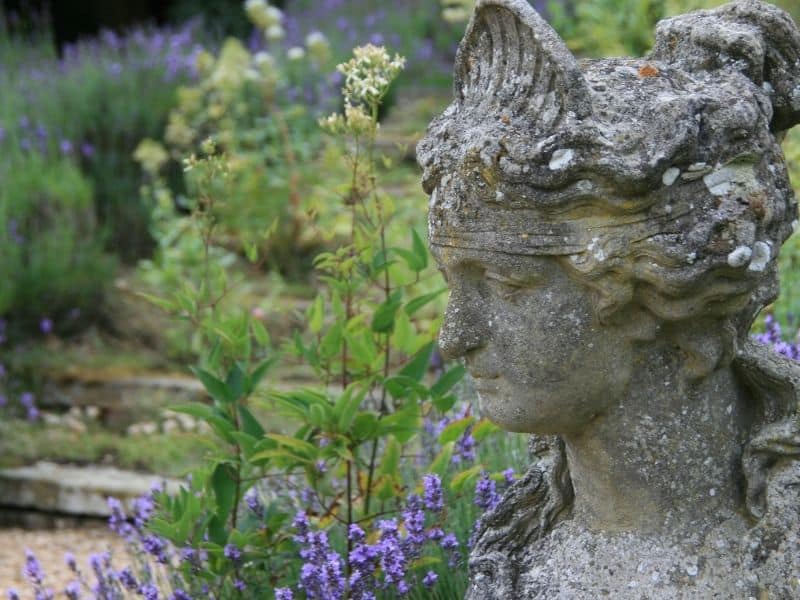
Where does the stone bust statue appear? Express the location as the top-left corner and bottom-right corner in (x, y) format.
(417, 0), (800, 596)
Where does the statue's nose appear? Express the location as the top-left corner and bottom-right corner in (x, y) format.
(438, 286), (487, 360)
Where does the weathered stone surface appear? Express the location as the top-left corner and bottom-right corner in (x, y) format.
(419, 0), (800, 597)
(0, 462), (181, 518)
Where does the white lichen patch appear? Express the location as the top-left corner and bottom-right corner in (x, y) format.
(703, 163), (758, 197)
(549, 149), (574, 170)
(727, 246), (752, 268)
(587, 237), (605, 261)
(662, 167), (680, 186)
(747, 241), (771, 272)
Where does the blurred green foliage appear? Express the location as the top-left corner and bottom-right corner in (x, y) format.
(0, 155), (115, 337)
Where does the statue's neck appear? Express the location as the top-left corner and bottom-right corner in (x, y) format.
(562, 340), (751, 536)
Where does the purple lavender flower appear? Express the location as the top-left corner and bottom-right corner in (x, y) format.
(348, 523), (365, 542)
(64, 581), (81, 600)
(223, 543), (242, 564)
(64, 552), (77, 572)
(132, 492), (155, 530)
(107, 497), (133, 539)
(26, 406), (40, 422)
(0, 394), (7, 408)
(422, 474), (443, 512)
(503, 468), (516, 484)
(275, 589), (294, 600)
(171, 590), (192, 600)
(401, 495), (426, 551)
(140, 583), (159, 600)
(475, 472), (499, 511)
(39, 318), (53, 334)
(453, 430), (476, 464)
(59, 139), (73, 155)
(80, 143), (95, 159)
(24, 549), (45, 585)
(233, 579), (246, 591)
(117, 567), (138, 590)
(20, 392), (35, 409)
(7, 590), (20, 600)
(142, 535), (169, 563)
(245, 488), (264, 518)
(423, 570), (438, 587)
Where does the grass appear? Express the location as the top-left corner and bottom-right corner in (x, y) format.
(0, 421), (217, 478)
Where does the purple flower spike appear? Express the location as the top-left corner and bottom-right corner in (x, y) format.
(422, 474), (443, 512)
(59, 139), (73, 155)
(275, 588), (294, 600)
(24, 549), (45, 585)
(64, 552), (77, 572)
(475, 472), (500, 511)
(224, 543), (242, 564)
(7, 590), (21, 600)
(140, 583), (159, 600)
(423, 570), (438, 587)
(40, 318), (53, 334)
(64, 581), (81, 600)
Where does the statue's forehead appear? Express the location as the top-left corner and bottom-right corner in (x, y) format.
(431, 243), (555, 274)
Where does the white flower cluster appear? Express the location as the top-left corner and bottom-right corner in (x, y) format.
(319, 104), (374, 137)
(441, 0), (473, 23)
(337, 44), (406, 107)
(305, 31), (330, 64)
(244, 0), (285, 41)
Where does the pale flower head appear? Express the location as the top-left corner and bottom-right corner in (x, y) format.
(265, 24), (285, 41)
(337, 44), (406, 106)
(287, 46), (306, 61)
(245, 0), (283, 29)
(305, 31), (330, 63)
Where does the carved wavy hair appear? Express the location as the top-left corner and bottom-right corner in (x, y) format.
(419, 0), (800, 543)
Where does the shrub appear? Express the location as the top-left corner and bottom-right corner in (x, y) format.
(0, 14), (203, 262)
(0, 155), (114, 338)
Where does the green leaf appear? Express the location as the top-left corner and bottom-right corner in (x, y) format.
(335, 386), (367, 432)
(371, 291), (403, 333)
(472, 418), (501, 442)
(170, 403), (216, 422)
(411, 229), (429, 272)
(450, 464), (483, 493)
(247, 356), (277, 394)
(378, 403), (420, 443)
(319, 322), (343, 360)
(432, 393), (458, 413)
(135, 292), (176, 312)
(398, 341), (435, 382)
(307, 295), (324, 334)
(251, 319), (271, 347)
(192, 367), (233, 404)
(404, 287), (447, 316)
(431, 364), (466, 397)
(237, 405), (265, 438)
(379, 437), (401, 475)
(264, 433), (317, 458)
(352, 412), (379, 440)
(226, 363), (246, 401)
(439, 417), (475, 445)
(211, 463), (238, 525)
(207, 515), (228, 546)
(428, 441), (454, 477)
(393, 248), (425, 272)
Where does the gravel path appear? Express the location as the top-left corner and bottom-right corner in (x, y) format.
(0, 525), (129, 596)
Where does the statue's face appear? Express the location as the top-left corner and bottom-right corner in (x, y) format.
(433, 245), (634, 434)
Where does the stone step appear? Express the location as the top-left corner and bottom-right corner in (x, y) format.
(0, 462), (182, 519)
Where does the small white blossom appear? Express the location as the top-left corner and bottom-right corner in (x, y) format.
(305, 31), (330, 63)
(287, 46), (306, 61)
(265, 24), (285, 41)
(245, 0), (282, 29)
(337, 44), (406, 106)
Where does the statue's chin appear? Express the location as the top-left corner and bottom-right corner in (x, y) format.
(475, 382), (598, 435)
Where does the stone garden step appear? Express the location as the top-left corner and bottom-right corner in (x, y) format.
(0, 461), (182, 519)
